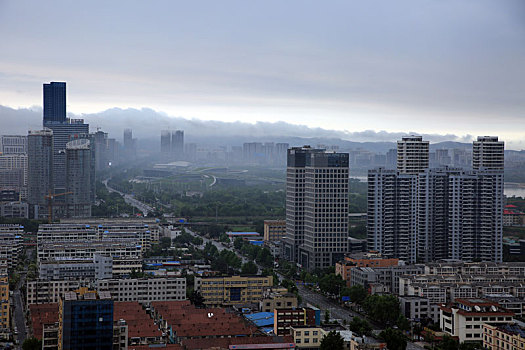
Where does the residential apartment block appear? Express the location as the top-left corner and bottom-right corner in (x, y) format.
(440, 298), (514, 343)
(483, 323), (525, 350)
(368, 136), (504, 263)
(27, 277), (186, 305)
(195, 275), (273, 306)
(263, 220), (286, 242)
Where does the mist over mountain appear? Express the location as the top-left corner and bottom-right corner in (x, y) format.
(0, 105), (490, 153)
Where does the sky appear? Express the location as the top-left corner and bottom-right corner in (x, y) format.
(0, 1), (524, 148)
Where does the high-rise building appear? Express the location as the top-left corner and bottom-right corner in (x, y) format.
(282, 146), (349, 270)
(65, 139), (93, 218)
(473, 136), (504, 171)
(171, 130), (184, 159)
(397, 136), (429, 174)
(59, 290), (114, 350)
(92, 130), (109, 172)
(123, 128), (133, 149)
(0, 135), (27, 154)
(368, 136), (504, 263)
(0, 154), (27, 199)
(43, 82), (66, 124)
(123, 128), (136, 160)
(160, 130), (171, 155)
(27, 129), (54, 219)
(45, 120), (90, 195)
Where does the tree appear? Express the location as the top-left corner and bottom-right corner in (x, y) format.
(437, 335), (459, 350)
(396, 315), (411, 332)
(318, 273), (345, 296)
(379, 328), (407, 350)
(363, 294), (400, 326)
(341, 285), (367, 304)
(324, 309), (330, 324)
(234, 237), (244, 250)
(348, 317), (372, 336)
(23, 337), (42, 350)
(189, 290), (205, 307)
(241, 261), (258, 275)
(320, 330), (344, 350)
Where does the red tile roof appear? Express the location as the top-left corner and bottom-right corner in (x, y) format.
(129, 345), (182, 350)
(29, 303), (59, 340)
(114, 301), (162, 339)
(182, 336), (294, 350)
(151, 301), (258, 338)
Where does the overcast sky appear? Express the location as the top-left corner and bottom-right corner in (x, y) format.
(0, 1), (524, 148)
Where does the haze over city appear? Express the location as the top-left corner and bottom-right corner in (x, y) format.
(1, 2), (525, 350)
(1, 1), (524, 148)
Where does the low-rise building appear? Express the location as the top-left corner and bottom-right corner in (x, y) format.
(0, 201), (28, 218)
(39, 254), (113, 280)
(260, 288), (298, 313)
(96, 277), (186, 302)
(399, 296), (439, 323)
(263, 220), (286, 242)
(0, 275), (9, 338)
(290, 325), (324, 348)
(503, 205), (525, 226)
(27, 277), (186, 305)
(37, 239), (142, 266)
(0, 224), (23, 268)
(336, 252), (399, 287)
(440, 298), (514, 343)
(483, 323), (525, 350)
(195, 275), (273, 307)
(273, 307), (320, 336)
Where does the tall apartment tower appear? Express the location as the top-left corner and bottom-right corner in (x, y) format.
(171, 130), (184, 159)
(397, 136), (429, 174)
(367, 168), (418, 262)
(123, 128), (136, 160)
(368, 136), (504, 263)
(27, 129), (54, 219)
(448, 136), (504, 262)
(65, 139), (93, 218)
(160, 130), (171, 154)
(282, 146), (349, 270)
(43, 82), (66, 124)
(473, 136), (504, 170)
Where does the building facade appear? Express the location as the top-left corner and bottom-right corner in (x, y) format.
(440, 298), (514, 343)
(65, 139), (93, 217)
(263, 220), (286, 242)
(195, 275), (273, 306)
(27, 129), (54, 219)
(396, 135), (429, 174)
(282, 146), (349, 270)
(368, 136), (504, 263)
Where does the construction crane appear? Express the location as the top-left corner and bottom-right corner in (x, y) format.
(45, 191), (72, 223)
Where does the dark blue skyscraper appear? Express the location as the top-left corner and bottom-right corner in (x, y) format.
(60, 291), (114, 349)
(43, 82), (67, 124)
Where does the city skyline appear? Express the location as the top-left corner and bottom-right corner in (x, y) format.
(1, 1), (524, 148)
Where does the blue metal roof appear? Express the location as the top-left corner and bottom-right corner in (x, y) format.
(245, 312), (274, 327)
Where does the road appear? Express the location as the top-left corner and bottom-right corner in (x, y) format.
(12, 272), (27, 346)
(103, 179), (154, 215)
